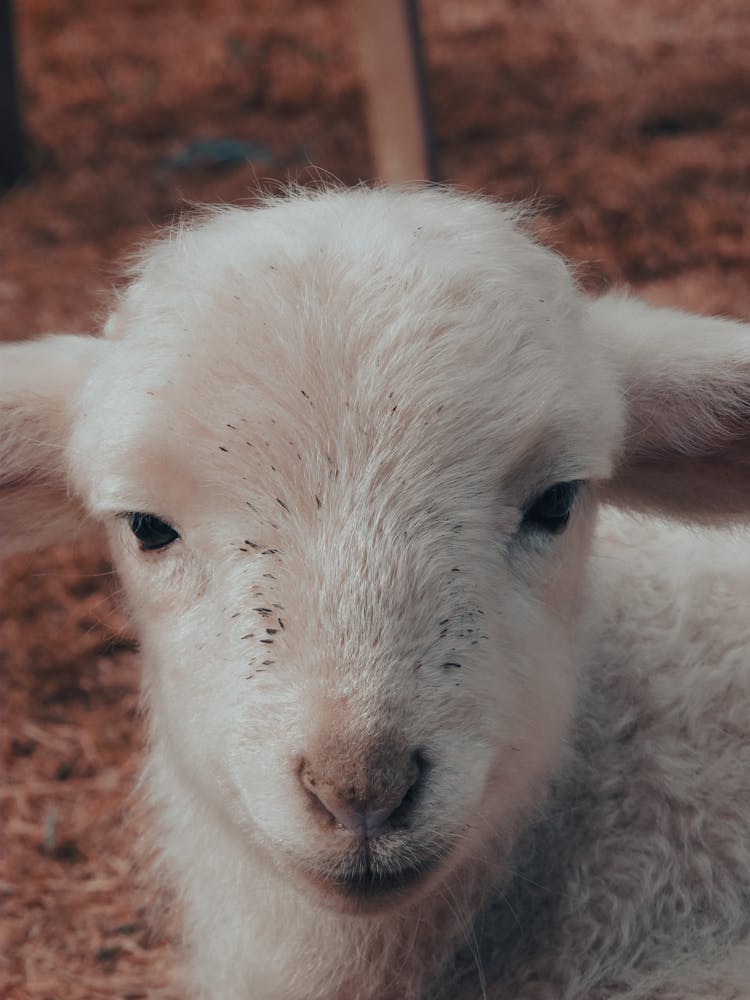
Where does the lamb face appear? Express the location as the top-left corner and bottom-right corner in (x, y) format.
(65, 189), (624, 912)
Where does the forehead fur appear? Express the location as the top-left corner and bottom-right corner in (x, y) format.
(72, 187), (622, 517)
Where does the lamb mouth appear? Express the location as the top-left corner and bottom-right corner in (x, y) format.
(305, 851), (442, 908)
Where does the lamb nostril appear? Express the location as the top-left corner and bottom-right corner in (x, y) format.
(299, 751), (425, 840)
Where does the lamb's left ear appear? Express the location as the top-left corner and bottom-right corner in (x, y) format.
(590, 294), (750, 522)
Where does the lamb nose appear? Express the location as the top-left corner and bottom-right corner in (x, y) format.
(300, 754), (423, 839)
(313, 792), (396, 839)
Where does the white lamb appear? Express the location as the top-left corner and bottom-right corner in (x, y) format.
(1, 186), (749, 1000)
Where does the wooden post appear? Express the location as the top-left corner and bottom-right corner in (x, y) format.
(353, 0), (435, 183)
(0, 0), (27, 189)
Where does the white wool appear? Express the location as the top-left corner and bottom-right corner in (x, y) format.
(1, 186), (749, 999)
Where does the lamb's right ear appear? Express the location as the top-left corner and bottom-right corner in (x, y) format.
(0, 335), (103, 556)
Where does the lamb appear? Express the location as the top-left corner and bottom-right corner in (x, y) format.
(2, 185), (749, 1000)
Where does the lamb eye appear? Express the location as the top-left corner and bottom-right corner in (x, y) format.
(126, 512), (180, 551)
(521, 481), (582, 535)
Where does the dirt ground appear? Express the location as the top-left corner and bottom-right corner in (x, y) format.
(2, 1), (750, 996)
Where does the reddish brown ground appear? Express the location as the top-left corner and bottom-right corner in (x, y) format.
(2, 1), (749, 996)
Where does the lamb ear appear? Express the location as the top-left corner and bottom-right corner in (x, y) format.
(590, 293), (750, 522)
(0, 334), (103, 555)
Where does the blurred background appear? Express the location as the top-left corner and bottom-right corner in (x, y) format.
(1, 1), (749, 995)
